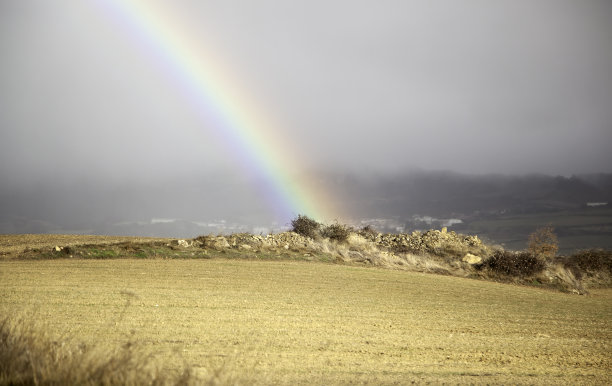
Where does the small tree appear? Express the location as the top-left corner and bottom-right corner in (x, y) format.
(291, 214), (321, 239)
(528, 225), (558, 259)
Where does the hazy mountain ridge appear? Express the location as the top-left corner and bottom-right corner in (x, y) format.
(322, 171), (612, 252)
(1, 171), (611, 252)
(326, 171), (612, 219)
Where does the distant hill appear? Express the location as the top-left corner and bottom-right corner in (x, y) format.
(315, 171), (612, 253)
(321, 171), (612, 219)
(1, 171), (611, 252)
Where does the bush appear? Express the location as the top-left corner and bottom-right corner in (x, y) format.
(565, 249), (612, 274)
(485, 250), (545, 277)
(357, 225), (379, 240)
(291, 215), (321, 239)
(528, 226), (558, 259)
(321, 223), (352, 242)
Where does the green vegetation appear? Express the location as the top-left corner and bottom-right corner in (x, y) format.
(86, 248), (120, 258)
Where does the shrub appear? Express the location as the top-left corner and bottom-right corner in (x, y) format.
(528, 226), (558, 259)
(321, 223), (352, 243)
(291, 214), (321, 239)
(565, 249), (612, 274)
(357, 225), (379, 240)
(485, 250), (545, 277)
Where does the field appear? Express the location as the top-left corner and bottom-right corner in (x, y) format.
(0, 234), (171, 256)
(1, 250), (611, 384)
(459, 206), (612, 253)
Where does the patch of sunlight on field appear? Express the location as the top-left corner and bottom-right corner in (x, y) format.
(1, 259), (610, 384)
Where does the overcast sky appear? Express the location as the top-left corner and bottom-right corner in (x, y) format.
(1, 0), (611, 188)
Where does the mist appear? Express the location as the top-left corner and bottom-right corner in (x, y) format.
(1, 1), (612, 235)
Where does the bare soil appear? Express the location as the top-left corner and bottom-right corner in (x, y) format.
(1, 258), (610, 384)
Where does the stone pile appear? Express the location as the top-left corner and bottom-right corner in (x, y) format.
(376, 229), (484, 256)
(193, 232), (316, 251)
(188, 228), (488, 261)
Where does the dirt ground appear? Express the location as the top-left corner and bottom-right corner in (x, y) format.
(1, 256), (610, 384)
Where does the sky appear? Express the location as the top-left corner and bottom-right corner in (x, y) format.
(1, 0), (612, 227)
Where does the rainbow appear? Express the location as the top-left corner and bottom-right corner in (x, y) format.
(93, 0), (340, 224)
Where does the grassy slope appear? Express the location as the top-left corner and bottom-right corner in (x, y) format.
(0, 234), (172, 256)
(1, 258), (610, 384)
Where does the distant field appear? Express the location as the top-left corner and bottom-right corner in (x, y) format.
(0, 234), (171, 255)
(1, 258), (610, 384)
(460, 206), (612, 253)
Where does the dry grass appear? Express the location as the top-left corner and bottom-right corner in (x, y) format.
(0, 234), (171, 256)
(1, 258), (611, 384)
(0, 314), (207, 385)
(4, 232), (606, 294)
(2, 232), (600, 293)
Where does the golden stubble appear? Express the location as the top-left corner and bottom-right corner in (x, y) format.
(1, 258), (610, 384)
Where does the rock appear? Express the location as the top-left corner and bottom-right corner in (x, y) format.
(52, 246), (71, 254)
(239, 244), (252, 250)
(177, 239), (191, 248)
(209, 237), (230, 249)
(464, 235), (482, 246)
(462, 253), (482, 264)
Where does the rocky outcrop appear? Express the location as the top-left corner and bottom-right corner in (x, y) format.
(192, 229), (490, 260)
(195, 232), (317, 251)
(196, 236), (230, 250)
(462, 253), (482, 265)
(376, 229), (487, 257)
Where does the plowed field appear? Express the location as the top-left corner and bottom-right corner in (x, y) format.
(1, 252), (610, 384)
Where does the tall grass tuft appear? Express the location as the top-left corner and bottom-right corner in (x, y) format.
(0, 314), (209, 385)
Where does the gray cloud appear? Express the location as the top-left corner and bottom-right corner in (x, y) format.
(1, 0), (611, 182)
